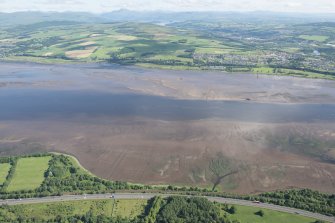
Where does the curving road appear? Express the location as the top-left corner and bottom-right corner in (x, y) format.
(0, 193), (334, 222)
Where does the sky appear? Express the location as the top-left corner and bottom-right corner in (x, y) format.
(0, 0), (334, 13)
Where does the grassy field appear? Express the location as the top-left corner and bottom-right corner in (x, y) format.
(251, 67), (335, 80)
(299, 35), (329, 42)
(113, 199), (147, 219)
(226, 205), (318, 223)
(7, 156), (51, 192)
(0, 199), (147, 222)
(0, 163), (11, 185)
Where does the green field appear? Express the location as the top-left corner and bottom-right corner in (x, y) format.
(299, 35), (329, 42)
(0, 199), (146, 222)
(0, 163), (11, 185)
(7, 156), (51, 192)
(227, 205), (317, 223)
(113, 199), (147, 219)
(251, 67), (335, 80)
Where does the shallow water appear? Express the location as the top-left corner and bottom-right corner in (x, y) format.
(1, 62), (335, 123)
(1, 88), (335, 123)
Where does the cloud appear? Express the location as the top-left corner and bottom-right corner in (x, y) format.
(0, 0), (334, 13)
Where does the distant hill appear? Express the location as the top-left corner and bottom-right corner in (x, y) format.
(1, 10), (335, 27)
(0, 11), (100, 27)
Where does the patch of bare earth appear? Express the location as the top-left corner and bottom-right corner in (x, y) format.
(65, 46), (97, 59)
(43, 52), (53, 56)
(78, 41), (96, 46)
(109, 34), (138, 41)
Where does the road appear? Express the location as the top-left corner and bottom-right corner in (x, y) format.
(0, 193), (334, 222)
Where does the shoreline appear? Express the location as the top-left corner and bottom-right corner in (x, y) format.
(1, 59), (334, 81)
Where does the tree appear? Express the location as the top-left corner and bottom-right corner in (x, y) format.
(255, 210), (264, 217)
(229, 206), (237, 214)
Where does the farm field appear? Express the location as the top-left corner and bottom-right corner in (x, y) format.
(6, 156), (51, 192)
(299, 35), (329, 42)
(0, 163), (10, 185)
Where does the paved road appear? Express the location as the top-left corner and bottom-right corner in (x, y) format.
(0, 193), (333, 222)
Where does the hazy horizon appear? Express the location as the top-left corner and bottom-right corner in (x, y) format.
(0, 0), (335, 14)
(1, 9), (335, 16)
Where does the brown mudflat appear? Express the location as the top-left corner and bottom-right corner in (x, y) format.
(0, 62), (334, 194)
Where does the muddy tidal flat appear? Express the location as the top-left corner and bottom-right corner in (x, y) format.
(0, 62), (334, 194)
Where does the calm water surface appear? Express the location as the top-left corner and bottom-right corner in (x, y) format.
(1, 63), (335, 123)
(1, 88), (335, 123)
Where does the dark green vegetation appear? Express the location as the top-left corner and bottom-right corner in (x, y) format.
(144, 196), (162, 223)
(155, 196), (228, 223)
(0, 12), (334, 79)
(156, 197), (231, 223)
(257, 189), (335, 217)
(198, 189), (335, 217)
(0, 196), (320, 223)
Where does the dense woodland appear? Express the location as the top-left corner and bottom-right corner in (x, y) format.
(155, 196), (230, 223)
